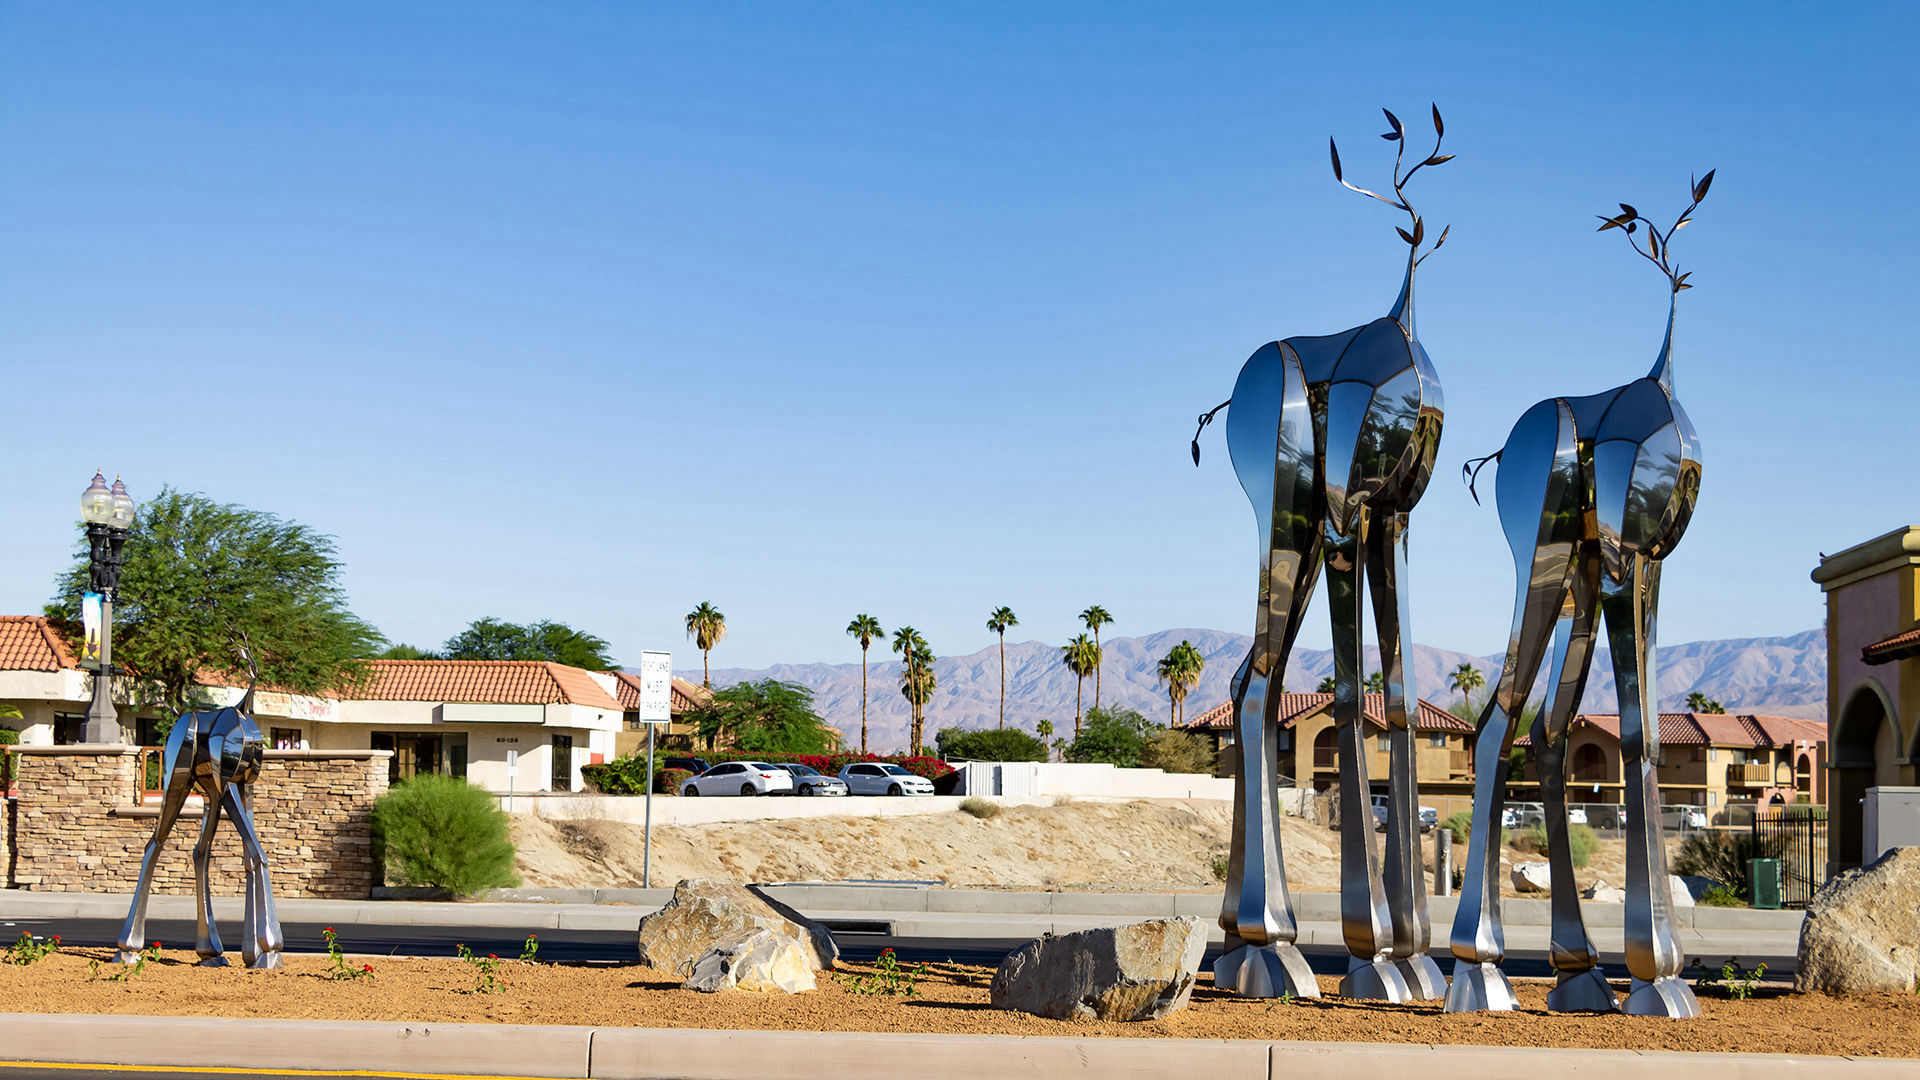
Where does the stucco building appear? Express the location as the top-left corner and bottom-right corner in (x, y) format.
(1179, 692), (1477, 798)
(1512, 711), (1825, 819)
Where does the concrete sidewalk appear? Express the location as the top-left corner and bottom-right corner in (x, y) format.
(0, 883), (1806, 968)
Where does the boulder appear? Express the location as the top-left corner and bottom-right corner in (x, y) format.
(637, 879), (839, 974)
(991, 917), (1206, 1021)
(1796, 847), (1920, 995)
(1581, 878), (1625, 903)
(1667, 874), (1695, 908)
(685, 929), (816, 994)
(1511, 861), (1552, 893)
(1678, 874), (1716, 901)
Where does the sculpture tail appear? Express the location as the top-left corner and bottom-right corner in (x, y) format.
(1192, 399), (1232, 466)
(1461, 450), (1502, 506)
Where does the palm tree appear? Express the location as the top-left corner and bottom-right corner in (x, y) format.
(1365, 672), (1385, 693)
(1060, 633), (1098, 736)
(684, 602), (726, 687)
(1316, 676), (1338, 694)
(893, 626), (933, 755)
(1155, 640), (1207, 727)
(1079, 605), (1114, 708)
(986, 606), (1019, 730)
(846, 614), (885, 754)
(1685, 691), (1726, 714)
(1036, 718), (1053, 744)
(1446, 661), (1486, 707)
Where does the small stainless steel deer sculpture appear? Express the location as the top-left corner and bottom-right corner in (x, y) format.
(116, 645), (284, 969)
(1194, 106), (1451, 1002)
(1445, 172), (1714, 1018)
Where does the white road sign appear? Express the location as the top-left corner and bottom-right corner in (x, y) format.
(638, 650), (673, 723)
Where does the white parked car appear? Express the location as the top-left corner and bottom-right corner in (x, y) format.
(837, 762), (934, 796)
(681, 761), (794, 797)
(773, 763), (847, 796)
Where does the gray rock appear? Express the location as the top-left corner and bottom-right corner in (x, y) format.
(1667, 874), (1695, 908)
(1511, 861), (1552, 893)
(637, 879), (839, 974)
(685, 929), (817, 994)
(1796, 846), (1920, 995)
(991, 917), (1206, 1021)
(1581, 878), (1625, 903)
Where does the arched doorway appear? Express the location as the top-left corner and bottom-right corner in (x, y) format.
(1572, 742), (1607, 783)
(1831, 682), (1902, 875)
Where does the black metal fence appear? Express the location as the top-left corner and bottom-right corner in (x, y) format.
(1751, 807), (1828, 908)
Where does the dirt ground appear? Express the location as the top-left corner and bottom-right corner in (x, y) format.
(3, 948), (1914, 1059)
(513, 801), (1654, 895)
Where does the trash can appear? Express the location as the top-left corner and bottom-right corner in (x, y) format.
(1748, 858), (1782, 910)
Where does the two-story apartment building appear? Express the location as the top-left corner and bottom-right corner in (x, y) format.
(1179, 692), (1478, 799)
(1514, 711), (1826, 818)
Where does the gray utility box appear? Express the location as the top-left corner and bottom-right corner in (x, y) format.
(1863, 786), (1920, 864)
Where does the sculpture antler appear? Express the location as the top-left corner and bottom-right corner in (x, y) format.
(1331, 104), (1453, 266)
(1596, 170), (1714, 293)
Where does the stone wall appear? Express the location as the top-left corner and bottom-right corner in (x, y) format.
(3, 746), (390, 898)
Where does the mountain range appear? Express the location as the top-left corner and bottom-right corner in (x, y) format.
(682, 627), (1828, 754)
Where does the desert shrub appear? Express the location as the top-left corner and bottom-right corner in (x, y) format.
(580, 756), (649, 795)
(656, 768), (692, 794)
(1699, 884), (1743, 907)
(0, 727), (18, 746)
(1441, 811), (1475, 841)
(935, 726), (1047, 763)
(1671, 831), (1781, 896)
(1138, 729), (1215, 775)
(1066, 706), (1152, 767)
(372, 773), (520, 896)
(959, 796), (1001, 820)
(1509, 823), (1598, 867)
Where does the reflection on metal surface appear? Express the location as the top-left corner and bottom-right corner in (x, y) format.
(1206, 107), (1450, 1001)
(1445, 175), (1713, 1019)
(117, 670), (284, 970)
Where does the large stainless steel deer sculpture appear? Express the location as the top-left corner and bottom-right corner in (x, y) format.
(1193, 107), (1450, 1002)
(117, 648), (284, 969)
(1445, 172), (1714, 1018)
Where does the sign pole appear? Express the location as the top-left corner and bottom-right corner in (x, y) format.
(636, 650), (673, 892)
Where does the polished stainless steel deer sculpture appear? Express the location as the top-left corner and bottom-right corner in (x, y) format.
(1445, 172), (1713, 1018)
(117, 650), (284, 969)
(1194, 107), (1450, 1002)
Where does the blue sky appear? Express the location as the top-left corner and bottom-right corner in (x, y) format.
(1, 2), (1913, 672)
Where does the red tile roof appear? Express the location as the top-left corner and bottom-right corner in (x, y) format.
(1864, 626), (1920, 665)
(1558, 712), (1825, 748)
(346, 660), (621, 709)
(0, 617), (79, 672)
(610, 672), (712, 714)
(1178, 693), (1472, 734)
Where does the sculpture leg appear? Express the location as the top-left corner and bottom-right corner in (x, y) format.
(190, 787), (228, 965)
(1325, 525), (1407, 1002)
(116, 735), (198, 963)
(1601, 559), (1698, 1018)
(1367, 511), (1443, 1000)
(223, 785), (283, 970)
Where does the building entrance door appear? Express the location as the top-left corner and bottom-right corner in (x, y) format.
(551, 734), (572, 792)
(371, 733), (443, 784)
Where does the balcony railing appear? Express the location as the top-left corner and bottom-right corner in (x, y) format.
(1449, 750), (1472, 775)
(1730, 762), (1772, 786)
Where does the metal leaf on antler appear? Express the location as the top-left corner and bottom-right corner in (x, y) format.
(1331, 103), (1454, 266)
(1596, 169), (1715, 292)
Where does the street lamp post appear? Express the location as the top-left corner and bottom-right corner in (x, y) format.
(81, 471), (136, 745)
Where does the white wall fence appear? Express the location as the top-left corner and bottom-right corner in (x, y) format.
(953, 760), (1235, 800)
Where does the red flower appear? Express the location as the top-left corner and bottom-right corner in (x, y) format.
(487, 954), (497, 960)
(150, 941), (162, 948)
(362, 964), (374, 972)
(325, 926), (335, 934)
(50, 936), (60, 943)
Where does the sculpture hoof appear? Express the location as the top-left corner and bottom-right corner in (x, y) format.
(196, 954), (231, 968)
(112, 949), (144, 965)
(1214, 941), (1319, 999)
(1339, 956), (1413, 1002)
(1393, 953), (1448, 1001)
(1443, 960), (1519, 1012)
(1623, 975), (1701, 1018)
(248, 951), (283, 971)
(1545, 966), (1619, 1012)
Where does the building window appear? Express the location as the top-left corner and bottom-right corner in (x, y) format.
(551, 734), (573, 792)
(270, 728), (301, 750)
(53, 713), (85, 746)
(1312, 728), (1336, 770)
(624, 710), (642, 731)
(371, 733), (442, 784)
(1707, 747), (1716, 762)
(1427, 734), (1446, 748)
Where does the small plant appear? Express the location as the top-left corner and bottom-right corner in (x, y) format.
(1699, 884), (1744, 907)
(1689, 956), (1766, 999)
(5, 932), (59, 965)
(1209, 853), (1229, 882)
(1440, 811), (1474, 841)
(91, 941), (162, 982)
(321, 927), (374, 980)
(959, 796), (1001, 820)
(456, 943), (506, 994)
(843, 947), (922, 997)
(1510, 823), (1598, 867)
(519, 934), (540, 963)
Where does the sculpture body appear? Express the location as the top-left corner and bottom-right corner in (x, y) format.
(1203, 108), (1449, 1002)
(117, 694), (284, 970)
(1446, 175), (1714, 1018)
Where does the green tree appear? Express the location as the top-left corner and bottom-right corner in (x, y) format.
(1060, 633), (1098, 735)
(1155, 640), (1206, 726)
(48, 487), (383, 721)
(685, 679), (843, 756)
(1079, 605), (1114, 708)
(1316, 676), (1338, 694)
(1035, 718), (1053, 750)
(439, 617), (616, 670)
(684, 602), (726, 687)
(985, 606), (1019, 729)
(1067, 705), (1151, 767)
(379, 643), (441, 660)
(1139, 727), (1215, 774)
(845, 613), (885, 754)
(1447, 662), (1485, 707)
(893, 626), (935, 755)
(935, 725), (1047, 763)
(1685, 691), (1726, 714)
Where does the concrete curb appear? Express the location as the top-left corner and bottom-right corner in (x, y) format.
(0, 1014), (1909, 1079)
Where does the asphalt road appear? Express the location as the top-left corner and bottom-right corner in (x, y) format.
(7, 913), (1614, 978)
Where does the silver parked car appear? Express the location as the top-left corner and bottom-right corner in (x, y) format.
(681, 761), (795, 797)
(837, 762), (934, 796)
(774, 763), (847, 796)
